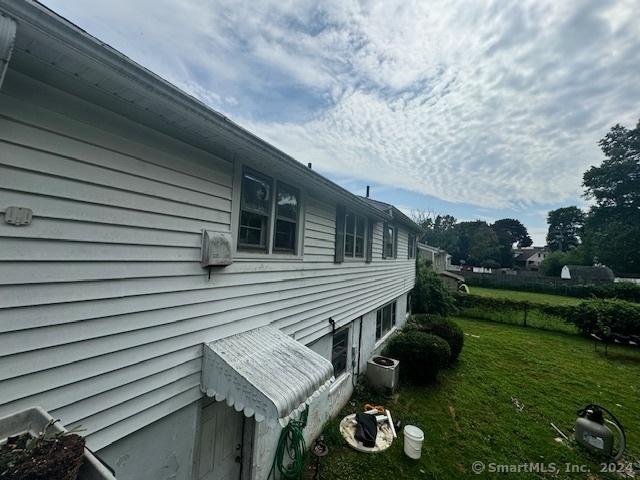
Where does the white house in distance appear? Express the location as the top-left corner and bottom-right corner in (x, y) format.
(0, 3), (421, 480)
(513, 247), (547, 271)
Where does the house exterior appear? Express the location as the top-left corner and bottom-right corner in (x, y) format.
(0, 3), (421, 480)
(513, 247), (547, 271)
(561, 265), (615, 283)
(416, 242), (451, 274)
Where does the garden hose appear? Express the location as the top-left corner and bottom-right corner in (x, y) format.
(269, 408), (309, 480)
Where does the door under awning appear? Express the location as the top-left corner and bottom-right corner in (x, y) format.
(201, 326), (335, 426)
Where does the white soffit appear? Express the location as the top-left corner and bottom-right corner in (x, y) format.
(202, 326), (334, 426)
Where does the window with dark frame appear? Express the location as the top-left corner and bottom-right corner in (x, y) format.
(384, 224), (395, 258)
(273, 182), (299, 253)
(344, 211), (366, 258)
(238, 168), (301, 255)
(332, 327), (349, 377)
(238, 170), (272, 251)
(407, 292), (412, 313)
(408, 233), (416, 259)
(375, 301), (397, 340)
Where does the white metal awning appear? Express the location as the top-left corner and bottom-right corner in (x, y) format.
(201, 326), (334, 426)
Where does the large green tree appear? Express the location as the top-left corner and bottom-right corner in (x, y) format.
(417, 213), (458, 253)
(582, 119), (640, 273)
(546, 206), (585, 252)
(451, 221), (500, 266)
(492, 218), (533, 267)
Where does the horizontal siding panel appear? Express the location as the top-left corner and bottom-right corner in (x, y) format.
(0, 115), (232, 195)
(0, 191), (230, 234)
(1, 265), (411, 354)
(0, 239), (200, 262)
(0, 350), (201, 415)
(0, 166), (227, 223)
(0, 139), (231, 204)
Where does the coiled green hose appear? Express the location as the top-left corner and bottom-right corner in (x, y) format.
(269, 408), (309, 480)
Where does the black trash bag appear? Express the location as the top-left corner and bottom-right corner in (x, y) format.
(354, 412), (378, 448)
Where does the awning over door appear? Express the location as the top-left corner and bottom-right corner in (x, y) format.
(201, 326), (334, 426)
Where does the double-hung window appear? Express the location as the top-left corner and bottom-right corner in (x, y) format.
(383, 223), (396, 259)
(238, 168), (300, 254)
(274, 182), (299, 253)
(344, 212), (366, 258)
(408, 233), (416, 259)
(375, 301), (397, 340)
(239, 170), (272, 251)
(332, 327), (349, 377)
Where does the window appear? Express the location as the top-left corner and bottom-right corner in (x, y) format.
(332, 327), (349, 377)
(406, 292), (412, 314)
(238, 168), (301, 254)
(408, 233), (416, 259)
(383, 223), (396, 259)
(274, 182), (299, 252)
(239, 170), (272, 251)
(376, 301), (397, 340)
(344, 212), (366, 258)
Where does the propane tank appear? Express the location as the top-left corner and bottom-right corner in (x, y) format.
(575, 404), (626, 461)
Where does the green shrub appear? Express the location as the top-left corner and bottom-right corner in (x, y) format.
(383, 330), (450, 383)
(560, 299), (640, 337)
(411, 315), (464, 363)
(412, 260), (456, 315)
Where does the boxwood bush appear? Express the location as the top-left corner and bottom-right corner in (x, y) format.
(383, 330), (450, 383)
(411, 314), (464, 363)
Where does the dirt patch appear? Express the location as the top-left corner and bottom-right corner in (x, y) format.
(448, 405), (462, 432)
(0, 432), (85, 480)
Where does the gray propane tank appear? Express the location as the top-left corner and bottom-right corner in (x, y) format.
(575, 404), (626, 461)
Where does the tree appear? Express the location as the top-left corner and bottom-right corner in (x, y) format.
(581, 119), (640, 273)
(451, 221), (500, 266)
(539, 247), (589, 276)
(415, 213), (458, 253)
(492, 218), (533, 267)
(546, 207), (585, 252)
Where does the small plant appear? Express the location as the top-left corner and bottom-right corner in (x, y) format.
(383, 330), (450, 383)
(411, 314), (465, 363)
(0, 419), (86, 480)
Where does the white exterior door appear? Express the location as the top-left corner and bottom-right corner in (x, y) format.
(197, 400), (244, 480)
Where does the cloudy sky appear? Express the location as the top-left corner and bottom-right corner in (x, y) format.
(44, 0), (640, 244)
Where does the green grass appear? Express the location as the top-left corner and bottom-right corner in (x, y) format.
(313, 318), (640, 479)
(470, 287), (581, 306)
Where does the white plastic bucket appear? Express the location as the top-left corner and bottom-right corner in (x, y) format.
(403, 425), (424, 459)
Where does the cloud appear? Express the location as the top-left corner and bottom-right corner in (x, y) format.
(44, 0), (640, 211)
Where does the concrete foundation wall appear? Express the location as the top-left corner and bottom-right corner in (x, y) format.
(98, 402), (199, 480)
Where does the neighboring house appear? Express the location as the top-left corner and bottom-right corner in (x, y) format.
(561, 265), (615, 283)
(416, 243), (461, 291)
(0, 4), (421, 480)
(513, 247), (547, 270)
(416, 242), (451, 273)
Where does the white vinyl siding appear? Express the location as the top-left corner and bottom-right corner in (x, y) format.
(0, 71), (415, 453)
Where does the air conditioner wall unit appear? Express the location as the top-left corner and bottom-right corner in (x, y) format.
(366, 355), (400, 394)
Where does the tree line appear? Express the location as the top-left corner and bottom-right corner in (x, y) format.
(414, 117), (640, 275)
(542, 118), (640, 275)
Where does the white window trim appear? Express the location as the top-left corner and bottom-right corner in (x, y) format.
(231, 160), (306, 260)
(375, 325), (398, 349)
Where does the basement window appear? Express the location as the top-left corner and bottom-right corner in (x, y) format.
(376, 301), (397, 340)
(332, 327), (349, 377)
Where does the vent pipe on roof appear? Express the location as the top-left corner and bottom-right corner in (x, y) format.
(307, 162), (312, 169)
(366, 185), (370, 198)
(0, 14), (17, 90)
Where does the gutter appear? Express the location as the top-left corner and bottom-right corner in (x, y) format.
(0, 13), (16, 89)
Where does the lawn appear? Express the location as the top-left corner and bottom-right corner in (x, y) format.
(314, 318), (640, 479)
(469, 287), (581, 306)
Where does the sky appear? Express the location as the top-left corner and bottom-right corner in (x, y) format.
(43, 0), (640, 245)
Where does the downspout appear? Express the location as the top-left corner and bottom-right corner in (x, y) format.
(0, 13), (17, 90)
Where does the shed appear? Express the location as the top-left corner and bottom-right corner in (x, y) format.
(560, 265), (615, 283)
